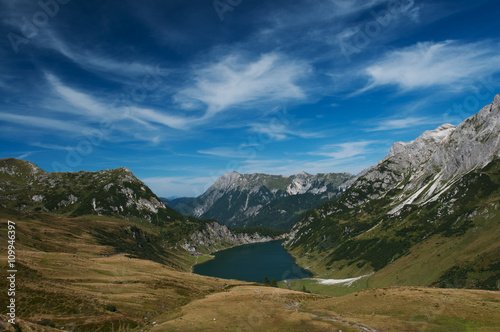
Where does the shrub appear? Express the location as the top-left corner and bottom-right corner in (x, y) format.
(105, 304), (117, 312)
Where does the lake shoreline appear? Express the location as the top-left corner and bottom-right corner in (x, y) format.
(188, 239), (285, 273)
(192, 240), (312, 282)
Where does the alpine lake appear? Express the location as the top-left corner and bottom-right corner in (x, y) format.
(193, 240), (312, 283)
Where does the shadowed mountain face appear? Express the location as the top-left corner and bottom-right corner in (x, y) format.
(286, 94), (500, 290)
(166, 172), (354, 230)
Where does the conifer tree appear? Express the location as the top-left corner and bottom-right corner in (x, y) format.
(262, 276), (270, 285)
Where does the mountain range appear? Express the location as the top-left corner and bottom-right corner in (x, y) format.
(2, 95), (499, 290)
(166, 171), (354, 229)
(0, 158), (285, 265)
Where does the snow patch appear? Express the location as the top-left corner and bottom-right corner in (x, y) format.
(314, 273), (372, 286)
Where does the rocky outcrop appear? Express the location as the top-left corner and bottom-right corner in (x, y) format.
(350, 95), (500, 214)
(180, 221), (287, 252)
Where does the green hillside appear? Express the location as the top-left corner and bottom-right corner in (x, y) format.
(287, 158), (500, 291)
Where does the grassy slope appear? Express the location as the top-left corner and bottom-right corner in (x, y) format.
(154, 285), (500, 332)
(287, 159), (500, 293)
(1, 211), (499, 331)
(0, 211), (248, 331)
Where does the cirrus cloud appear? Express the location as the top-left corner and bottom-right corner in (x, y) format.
(174, 52), (310, 118)
(357, 40), (500, 94)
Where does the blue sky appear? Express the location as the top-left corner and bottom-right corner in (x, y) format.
(1, 0), (499, 197)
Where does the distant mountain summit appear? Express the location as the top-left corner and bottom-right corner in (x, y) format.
(286, 94), (500, 290)
(166, 171), (354, 229)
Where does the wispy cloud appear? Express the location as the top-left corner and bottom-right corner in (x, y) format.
(257, 0), (389, 38)
(45, 73), (109, 117)
(127, 107), (190, 130)
(45, 73), (190, 131)
(365, 116), (440, 132)
(175, 53), (309, 118)
(234, 140), (384, 176)
(142, 176), (217, 197)
(330, 0), (386, 16)
(311, 141), (378, 159)
(248, 121), (324, 141)
(31, 142), (70, 150)
(237, 155), (372, 176)
(0, 112), (88, 134)
(44, 32), (168, 82)
(356, 40), (500, 94)
(302, 156), (371, 175)
(16, 151), (35, 159)
(198, 147), (248, 159)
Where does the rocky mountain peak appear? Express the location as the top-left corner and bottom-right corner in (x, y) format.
(385, 123), (456, 161)
(419, 123), (456, 143)
(296, 171), (310, 177)
(494, 93), (500, 108)
(118, 166), (133, 173)
(0, 158), (48, 185)
(336, 94), (500, 214)
(168, 170), (354, 229)
(0, 159), (181, 225)
(212, 171), (243, 191)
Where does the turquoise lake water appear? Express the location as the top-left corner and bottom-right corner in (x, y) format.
(193, 240), (312, 283)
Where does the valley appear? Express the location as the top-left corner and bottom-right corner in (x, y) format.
(1, 213), (499, 331)
(1, 95), (499, 331)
